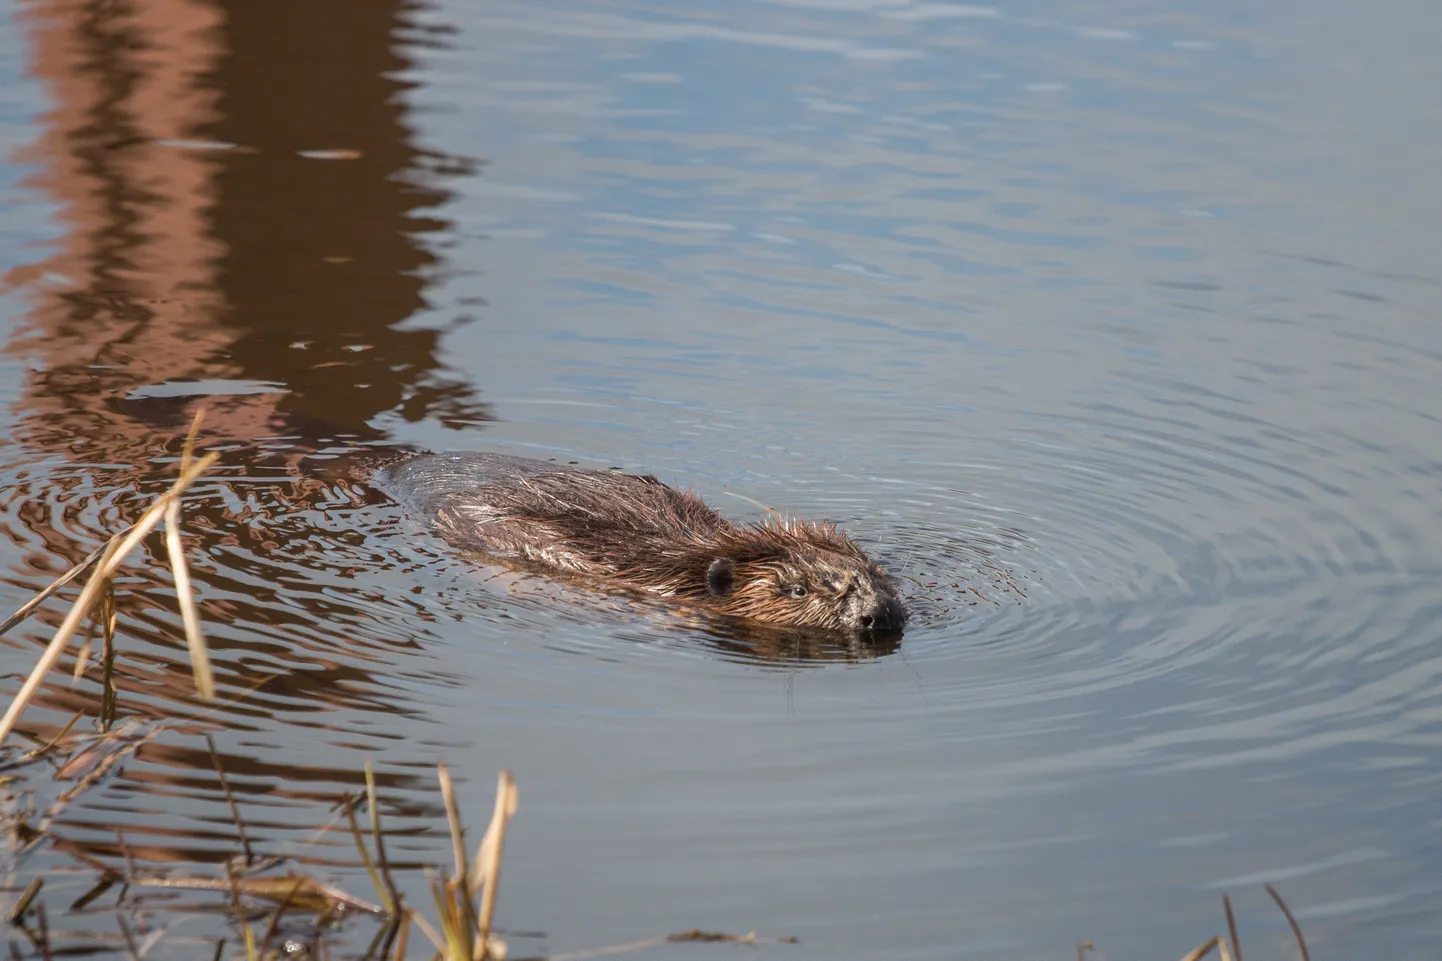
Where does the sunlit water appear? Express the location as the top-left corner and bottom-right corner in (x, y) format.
(0, 0), (1440, 958)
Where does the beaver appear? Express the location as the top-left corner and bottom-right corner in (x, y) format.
(371, 452), (907, 634)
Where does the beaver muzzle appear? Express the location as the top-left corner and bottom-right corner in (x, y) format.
(845, 591), (908, 633)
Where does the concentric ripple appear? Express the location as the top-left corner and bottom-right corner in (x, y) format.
(1, 0), (1441, 954)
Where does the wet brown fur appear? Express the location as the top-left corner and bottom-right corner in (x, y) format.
(400, 458), (906, 632)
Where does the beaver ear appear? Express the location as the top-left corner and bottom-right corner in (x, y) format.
(705, 558), (735, 596)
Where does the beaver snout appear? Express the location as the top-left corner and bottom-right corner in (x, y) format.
(843, 589), (907, 633)
(861, 595), (908, 632)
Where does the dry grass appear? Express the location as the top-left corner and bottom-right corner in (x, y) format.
(1074, 882), (1308, 961)
(0, 414), (219, 746)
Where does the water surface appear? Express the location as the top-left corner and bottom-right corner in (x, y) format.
(0, 0), (1440, 958)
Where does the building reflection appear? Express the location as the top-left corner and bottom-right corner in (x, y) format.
(4, 0), (232, 448)
(0, 0), (483, 876)
(4, 0), (486, 458)
(206, 0), (485, 438)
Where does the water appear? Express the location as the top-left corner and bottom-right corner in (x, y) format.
(0, 0), (1440, 957)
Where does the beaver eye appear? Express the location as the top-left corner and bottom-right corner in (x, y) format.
(783, 584), (808, 599)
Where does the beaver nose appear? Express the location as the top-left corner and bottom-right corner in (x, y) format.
(859, 596), (907, 632)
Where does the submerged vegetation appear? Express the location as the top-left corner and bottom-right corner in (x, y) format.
(0, 419), (1309, 959)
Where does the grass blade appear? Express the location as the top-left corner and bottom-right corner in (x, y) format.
(1223, 893), (1241, 961)
(0, 451), (219, 746)
(365, 760), (400, 909)
(391, 912), (410, 961)
(0, 534), (123, 638)
(8, 878), (42, 923)
(165, 496), (213, 700)
(473, 769), (517, 958)
(224, 862), (258, 961)
(1265, 884), (1309, 961)
(438, 765), (467, 889)
(343, 794), (393, 915)
(99, 582), (117, 729)
(406, 907), (446, 955)
(1179, 935), (1221, 961)
(206, 734), (253, 865)
(0, 538), (123, 746)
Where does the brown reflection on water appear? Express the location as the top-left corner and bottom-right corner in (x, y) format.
(3, 0), (486, 459)
(4, 0), (231, 448)
(0, 0), (480, 905)
(207, 0), (486, 438)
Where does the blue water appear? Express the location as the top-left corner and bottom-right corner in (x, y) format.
(0, 1), (1439, 958)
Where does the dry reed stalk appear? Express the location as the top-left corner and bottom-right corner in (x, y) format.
(438, 765), (467, 888)
(22, 711), (82, 761)
(69, 635), (91, 686)
(0, 537), (121, 746)
(430, 868), (471, 960)
(206, 734), (253, 865)
(98, 583), (117, 729)
(0, 450), (220, 746)
(224, 862), (259, 961)
(472, 769), (517, 959)
(36, 722), (159, 840)
(69, 876), (117, 913)
(365, 760), (401, 909)
(1265, 884), (1309, 961)
(167, 415), (213, 701)
(0, 535), (123, 638)
(406, 905), (447, 956)
(380, 766), (520, 960)
(392, 912), (410, 961)
(360, 915), (394, 960)
(1223, 893), (1241, 961)
(179, 410), (204, 468)
(8, 878), (42, 923)
(165, 498), (212, 700)
(343, 794), (394, 915)
(257, 875), (307, 957)
(437, 764), (488, 956)
(35, 901), (53, 961)
(124, 872), (382, 914)
(1179, 935), (1222, 961)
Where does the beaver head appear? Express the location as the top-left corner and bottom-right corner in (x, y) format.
(685, 519), (907, 633)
